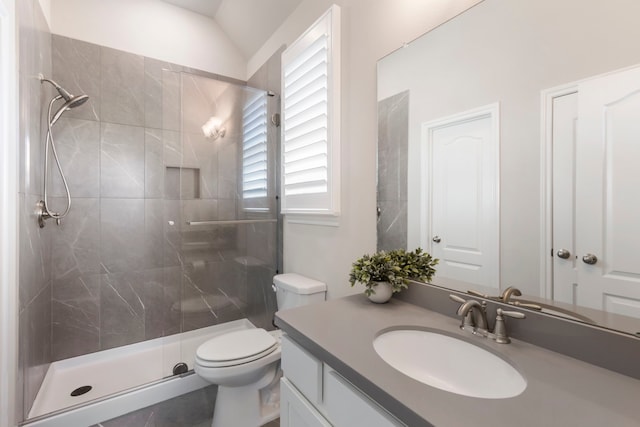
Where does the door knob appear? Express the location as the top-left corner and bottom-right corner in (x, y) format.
(582, 254), (598, 265)
(432, 236), (441, 243)
(556, 249), (571, 259)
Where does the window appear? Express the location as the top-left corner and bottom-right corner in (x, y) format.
(242, 91), (268, 201)
(281, 5), (340, 216)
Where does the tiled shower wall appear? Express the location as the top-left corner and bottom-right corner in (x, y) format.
(48, 34), (278, 362)
(377, 91), (409, 251)
(17, 0), (53, 420)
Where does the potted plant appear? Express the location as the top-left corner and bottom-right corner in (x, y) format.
(349, 248), (438, 303)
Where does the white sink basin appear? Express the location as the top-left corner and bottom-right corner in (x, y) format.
(373, 329), (526, 399)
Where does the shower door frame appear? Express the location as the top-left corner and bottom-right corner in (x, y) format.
(0, 0), (20, 425)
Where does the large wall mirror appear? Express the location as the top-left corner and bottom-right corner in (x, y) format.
(377, 0), (640, 336)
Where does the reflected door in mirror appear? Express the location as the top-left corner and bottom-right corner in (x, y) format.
(424, 105), (499, 290)
(574, 66), (640, 318)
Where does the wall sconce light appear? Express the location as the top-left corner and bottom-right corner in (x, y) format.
(202, 116), (226, 140)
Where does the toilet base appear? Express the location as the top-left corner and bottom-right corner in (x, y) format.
(211, 364), (281, 427)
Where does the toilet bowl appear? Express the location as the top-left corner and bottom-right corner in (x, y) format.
(194, 273), (326, 427)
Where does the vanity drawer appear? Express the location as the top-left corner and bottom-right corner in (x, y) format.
(325, 370), (406, 427)
(281, 335), (323, 404)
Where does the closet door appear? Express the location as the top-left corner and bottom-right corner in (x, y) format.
(575, 66), (640, 318)
(551, 92), (579, 305)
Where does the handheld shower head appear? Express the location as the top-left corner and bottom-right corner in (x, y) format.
(40, 75), (90, 125)
(49, 94), (90, 125)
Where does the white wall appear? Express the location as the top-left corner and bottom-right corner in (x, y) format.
(48, 0), (246, 79)
(249, 0), (482, 298)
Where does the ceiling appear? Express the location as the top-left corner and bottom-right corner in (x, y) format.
(161, 0), (302, 59)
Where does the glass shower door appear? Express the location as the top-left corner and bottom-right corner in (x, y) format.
(163, 70), (279, 373)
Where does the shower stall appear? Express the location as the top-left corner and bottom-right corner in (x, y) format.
(18, 31), (282, 426)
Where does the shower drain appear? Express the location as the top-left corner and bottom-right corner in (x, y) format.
(70, 385), (92, 397)
(173, 362), (188, 375)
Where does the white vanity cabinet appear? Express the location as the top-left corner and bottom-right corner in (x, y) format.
(280, 335), (407, 427)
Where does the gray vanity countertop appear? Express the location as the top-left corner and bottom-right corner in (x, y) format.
(275, 295), (640, 427)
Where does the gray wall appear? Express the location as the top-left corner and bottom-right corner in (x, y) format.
(17, 0), (53, 420)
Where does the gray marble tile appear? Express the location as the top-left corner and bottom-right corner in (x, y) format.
(217, 199), (237, 221)
(183, 199), (218, 224)
(163, 200), (183, 268)
(100, 198), (145, 273)
(181, 74), (220, 136)
(145, 58), (182, 130)
(246, 265), (278, 331)
(19, 194), (52, 310)
(17, 307), (26, 421)
(139, 268), (166, 341)
(145, 199), (165, 269)
(51, 197), (100, 281)
(17, 0), (53, 419)
(24, 284), (52, 416)
(183, 132), (218, 199)
(101, 47), (145, 126)
(49, 118), (100, 198)
(52, 35), (101, 122)
(145, 128), (164, 199)
(377, 200), (408, 252)
(163, 266), (183, 337)
(217, 139), (238, 200)
(162, 69), (181, 132)
(377, 91), (409, 203)
(100, 271), (145, 350)
(52, 274), (100, 360)
(100, 122), (145, 198)
(163, 129), (182, 167)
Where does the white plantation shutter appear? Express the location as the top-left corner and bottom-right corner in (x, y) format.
(242, 91), (268, 200)
(281, 5), (340, 216)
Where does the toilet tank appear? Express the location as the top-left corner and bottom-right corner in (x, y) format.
(273, 273), (326, 310)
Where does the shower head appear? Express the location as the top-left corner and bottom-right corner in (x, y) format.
(49, 94), (90, 125)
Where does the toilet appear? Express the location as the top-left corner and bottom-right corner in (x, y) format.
(194, 273), (327, 427)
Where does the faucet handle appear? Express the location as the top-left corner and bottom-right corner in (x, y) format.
(493, 308), (525, 344)
(499, 308), (526, 319)
(449, 294), (466, 304)
(467, 289), (489, 298)
(510, 300), (542, 311)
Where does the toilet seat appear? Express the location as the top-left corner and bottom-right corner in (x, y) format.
(196, 328), (278, 368)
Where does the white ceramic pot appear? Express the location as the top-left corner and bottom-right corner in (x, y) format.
(367, 281), (393, 303)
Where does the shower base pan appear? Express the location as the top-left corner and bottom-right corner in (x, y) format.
(24, 319), (256, 427)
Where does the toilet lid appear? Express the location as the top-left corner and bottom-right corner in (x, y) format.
(196, 328), (277, 363)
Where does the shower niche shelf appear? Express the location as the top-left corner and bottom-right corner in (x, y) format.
(165, 166), (201, 199)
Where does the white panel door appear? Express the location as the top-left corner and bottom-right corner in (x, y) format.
(551, 92), (579, 304)
(575, 66), (640, 317)
(423, 105), (499, 290)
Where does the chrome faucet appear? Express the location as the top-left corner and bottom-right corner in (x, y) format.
(450, 294), (526, 344)
(456, 299), (488, 331)
(449, 294), (488, 333)
(500, 286), (522, 302)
